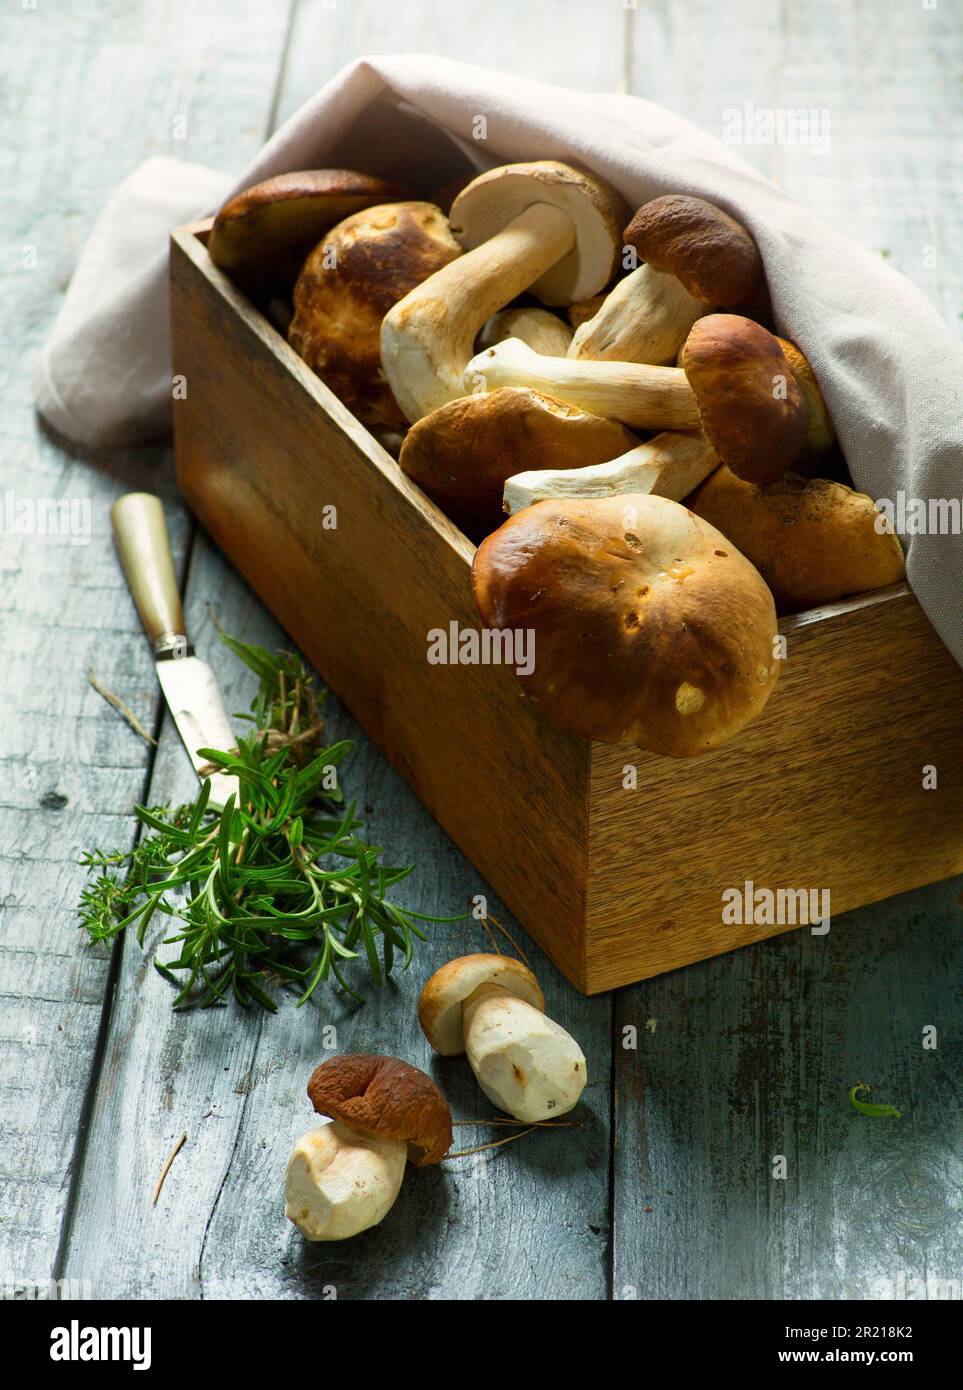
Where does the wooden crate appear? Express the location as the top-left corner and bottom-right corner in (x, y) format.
(170, 219), (963, 994)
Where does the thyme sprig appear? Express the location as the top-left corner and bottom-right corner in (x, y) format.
(78, 631), (458, 1010)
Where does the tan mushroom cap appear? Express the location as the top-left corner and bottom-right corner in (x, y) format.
(450, 161), (627, 306)
(419, 954), (545, 1056)
(472, 492), (780, 758)
(775, 337), (836, 460)
(207, 169), (408, 286)
(624, 195), (764, 308)
(682, 314), (807, 485)
(688, 467), (906, 613)
(289, 201), (462, 429)
(399, 387), (638, 539)
(307, 1054), (452, 1167)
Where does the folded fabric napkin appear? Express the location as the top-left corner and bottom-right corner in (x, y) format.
(35, 54), (963, 667)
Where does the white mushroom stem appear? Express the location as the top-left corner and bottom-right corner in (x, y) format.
(478, 306), (573, 356)
(380, 203), (575, 421)
(465, 337), (701, 431)
(569, 264), (706, 364)
(503, 431), (719, 514)
(285, 1120), (407, 1241)
(462, 982), (587, 1122)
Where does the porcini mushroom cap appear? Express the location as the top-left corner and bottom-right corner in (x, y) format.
(775, 337), (836, 459)
(399, 387), (638, 538)
(472, 492), (780, 757)
(688, 467), (906, 613)
(682, 314), (807, 485)
(289, 201), (462, 428)
(419, 954), (545, 1056)
(623, 195), (764, 308)
(307, 1054), (452, 1166)
(208, 169), (408, 286)
(449, 161), (627, 306)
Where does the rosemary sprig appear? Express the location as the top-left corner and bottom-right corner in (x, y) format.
(78, 631), (460, 1010)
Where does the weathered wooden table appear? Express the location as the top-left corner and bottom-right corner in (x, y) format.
(3, 0), (961, 1301)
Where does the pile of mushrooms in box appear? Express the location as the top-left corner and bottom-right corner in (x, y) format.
(211, 159), (903, 761)
(208, 162), (904, 1239)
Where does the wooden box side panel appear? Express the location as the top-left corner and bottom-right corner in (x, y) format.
(585, 587), (963, 992)
(169, 230), (591, 984)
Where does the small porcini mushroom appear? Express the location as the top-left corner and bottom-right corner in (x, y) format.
(682, 315), (808, 483)
(503, 430), (718, 514)
(419, 955), (587, 1122)
(380, 161), (626, 421)
(472, 492), (780, 757)
(399, 386), (637, 538)
(285, 1054), (451, 1241)
(288, 201), (462, 429)
(689, 467), (905, 613)
(207, 169), (408, 290)
(477, 306), (573, 356)
(569, 195), (764, 365)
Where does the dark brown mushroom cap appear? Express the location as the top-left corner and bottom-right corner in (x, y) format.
(207, 170), (409, 288)
(289, 201), (462, 429)
(399, 387), (638, 539)
(682, 314), (807, 485)
(307, 1054), (452, 1167)
(623, 195), (764, 307)
(472, 492), (779, 758)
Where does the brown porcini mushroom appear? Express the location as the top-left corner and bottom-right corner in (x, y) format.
(288, 201), (462, 429)
(569, 195), (764, 365)
(399, 386), (637, 538)
(207, 169), (408, 290)
(380, 161), (627, 421)
(285, 1054), (451, 1241)
(419, 955), (587, 1122)
(465, 314), (807, 484)
(503, 430), (718, 513)
(472, 492), (780, 757)
(688, 467), (905, 613)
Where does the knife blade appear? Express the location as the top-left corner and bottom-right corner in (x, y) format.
(111, 492), (238, 808)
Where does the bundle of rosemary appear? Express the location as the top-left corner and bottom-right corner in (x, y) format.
(78, 631), (456, 1009)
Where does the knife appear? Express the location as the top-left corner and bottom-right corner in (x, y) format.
(111, 492), (238, 808)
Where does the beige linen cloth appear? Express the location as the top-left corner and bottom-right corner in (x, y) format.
(34, 56), (963, 665)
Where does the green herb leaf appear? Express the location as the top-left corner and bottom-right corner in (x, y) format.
(849, 1082), (902, 1119)
(78, 630), (462, 1011)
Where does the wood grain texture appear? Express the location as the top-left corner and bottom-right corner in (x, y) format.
(588, 584), (963, 990)
(612, 0), (963, 1301)
(0, 0), (294, 1290)
(5, 0), (962, 1304)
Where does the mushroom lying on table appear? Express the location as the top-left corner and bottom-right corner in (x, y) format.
(285, 1054), (451, 1241)
(466, 314), (808, 484)
(503, 430), (718, 513)
(207, 169), (408, 291)
(419, 955), (587, 1122)
(472, 492), (780, 757)
(570, 194), (764, 365)
(689, 467), (905, 613)
(399, 386), (637, 537)
(380, 160), (627, 420)
(288, 201), (462, 430)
